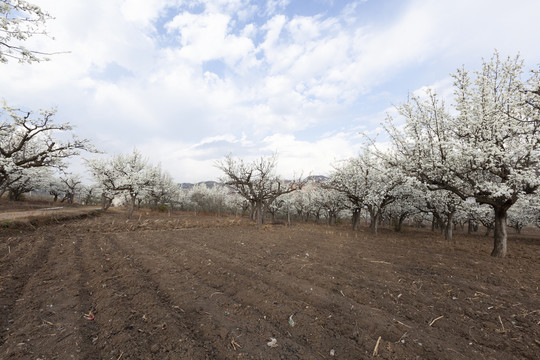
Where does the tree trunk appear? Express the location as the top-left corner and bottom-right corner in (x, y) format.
(242, 202), (250, 217)
(327, 212), (335, 226)
(432, 214), (445, 233)
(128, 195), (136, 219)
(394, 213), (407, 232)
(396, 218), (402, 232)
(101, 194), (109, 210)
(369, 210), (379, 234)
(66, 192), (74, 204)
(255, 201), (264, 226)
(444, 212), (454, 241)
(287, 206), (291, 225)
(102, 196), (113, 210)
(352, 209), (361, 231)
(250, 204), (256, 221)
(491, 206), (508, 258)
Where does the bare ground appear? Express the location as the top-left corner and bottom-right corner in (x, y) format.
(0, 208), (538, 359)
(0, 199), (101, 227)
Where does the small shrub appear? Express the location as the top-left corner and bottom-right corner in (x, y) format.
(157, 204), (169, 212)
(1, 220), (13, 228)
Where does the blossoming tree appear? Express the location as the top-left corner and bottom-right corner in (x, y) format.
(385, 53), (540, 257)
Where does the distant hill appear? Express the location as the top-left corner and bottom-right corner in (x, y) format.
(179, 176), (327, 190)
(178, 181), (221, 190)
(306, 175), (328, 182)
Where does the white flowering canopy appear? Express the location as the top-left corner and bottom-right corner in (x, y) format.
(385, 52), (540, 257)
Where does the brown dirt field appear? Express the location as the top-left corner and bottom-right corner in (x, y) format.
(0, 210), (539, 359)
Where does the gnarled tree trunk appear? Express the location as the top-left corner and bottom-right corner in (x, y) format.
(255, 201), (265, 226)
(444, 211), (454, 241)
(328, 212), (337, 226)
(352, 208), (361, 231)
(491, 206), (508, 258)
(128, 194), (136, 219)
(369, 209), (380, 234)
(101, 194), (113, 210)
(393, 213), (407, 232)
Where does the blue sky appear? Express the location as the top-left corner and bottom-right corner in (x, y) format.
(1, 0), (540, 182)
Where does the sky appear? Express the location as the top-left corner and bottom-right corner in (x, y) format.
(1, 0), (540, 183)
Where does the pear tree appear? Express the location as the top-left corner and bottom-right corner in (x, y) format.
(87, 149), (157, 218)
(0, 104), (91, 195)
(385, 53), (540, 257)
(216, 154), (305, 225)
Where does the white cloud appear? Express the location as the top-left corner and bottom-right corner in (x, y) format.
(286, 15), (323, 42)
(412, 0), (540, 62)
(265, 0), (290, 16)
(197, 0), (251, 15)
(1, 0), (539, 184)
(121, 0), (171, 28)
(166, 11), (255, 64)
(261, 132), (363, 178)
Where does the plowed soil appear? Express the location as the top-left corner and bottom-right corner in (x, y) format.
(0, 209), (539, 359)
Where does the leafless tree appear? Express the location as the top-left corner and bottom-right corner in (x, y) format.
(216, 154), (306, 226)
(59, 173), (82, 204)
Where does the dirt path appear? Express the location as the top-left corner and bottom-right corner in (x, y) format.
(0, 206), (101, 223)
(0, 211), (538, 359)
